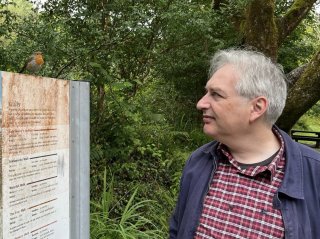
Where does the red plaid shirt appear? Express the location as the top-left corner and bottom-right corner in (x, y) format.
(194, 129), (286, 239)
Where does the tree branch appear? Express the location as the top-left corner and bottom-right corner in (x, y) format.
(277, 0), (317, 44)
(277, 49), (320, 131)
(285, 63), (308, 88)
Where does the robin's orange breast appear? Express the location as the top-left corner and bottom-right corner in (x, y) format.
(35, 55), (44, 65)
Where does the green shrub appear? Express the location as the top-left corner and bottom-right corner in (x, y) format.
(91, 169), (165, 239)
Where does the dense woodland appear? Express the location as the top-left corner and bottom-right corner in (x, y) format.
(1, 0), (320, 238)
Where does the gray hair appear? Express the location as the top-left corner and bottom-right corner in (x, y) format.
(209, 49), (287, 125)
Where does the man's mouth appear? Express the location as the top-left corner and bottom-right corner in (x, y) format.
(202, 115), (215, 122)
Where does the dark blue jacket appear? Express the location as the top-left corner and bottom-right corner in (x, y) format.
(169, 129), (320, 239)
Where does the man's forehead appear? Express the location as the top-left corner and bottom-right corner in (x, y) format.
(207, 65), (238, 85)
(204, 83), (224, 92)
(205, 76), (234, 89)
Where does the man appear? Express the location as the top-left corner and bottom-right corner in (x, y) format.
(169, 49), (320, 239)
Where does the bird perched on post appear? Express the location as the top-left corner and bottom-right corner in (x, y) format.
(19, 51), (44, 73)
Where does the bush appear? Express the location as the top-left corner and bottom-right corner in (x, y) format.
(91, 169), (166, 239)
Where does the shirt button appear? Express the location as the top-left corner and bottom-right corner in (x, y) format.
(260, 209), (268, 215)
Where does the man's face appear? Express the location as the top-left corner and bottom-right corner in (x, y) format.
(196, 64), (252, 141)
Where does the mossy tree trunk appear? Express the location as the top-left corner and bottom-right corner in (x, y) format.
(277, 50), (320, 131)
(213, 0), (319, 132)
(243, 0), (279, 61)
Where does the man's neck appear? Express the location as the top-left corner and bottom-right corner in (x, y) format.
(223, 126), (280, 164)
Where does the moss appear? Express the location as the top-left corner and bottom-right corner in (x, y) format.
(283, 0), (313, 22)
(278, 0), (315, 42)
(277, 50), (320, 131)
(241, 0), (278, 60)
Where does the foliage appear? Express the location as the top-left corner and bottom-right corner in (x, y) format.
(278, 11), (320, 72)
(306, 100), (320, 117)
(155, 1), (239, 103)
(89, 78), (194, 198)
(91, 169), (165, 239)
(294, 100), (320, 131)
(0, 0), (35, 71)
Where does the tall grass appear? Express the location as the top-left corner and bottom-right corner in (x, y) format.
(90, 169), (165, 239)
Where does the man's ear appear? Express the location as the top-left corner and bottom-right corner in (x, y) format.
(249, 96), (268, 123)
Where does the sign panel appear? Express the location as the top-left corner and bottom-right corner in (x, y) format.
(0, 72), (70, 239)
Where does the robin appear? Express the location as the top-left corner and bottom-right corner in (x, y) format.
(19, 51), (44, 73)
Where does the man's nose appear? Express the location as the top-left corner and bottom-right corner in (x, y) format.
(196, 94), (209, 111)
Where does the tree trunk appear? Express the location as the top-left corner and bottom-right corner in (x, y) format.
(276, 49), (320, 132)
(242, 0), (278, 60)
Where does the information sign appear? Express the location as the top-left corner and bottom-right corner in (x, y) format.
(0, 72), (70, 239)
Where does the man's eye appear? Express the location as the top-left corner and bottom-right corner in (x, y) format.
(211, 92), (221, 97)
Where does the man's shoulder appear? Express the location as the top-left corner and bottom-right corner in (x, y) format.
(297, 143), (320, 162)
(181, 141), (218, 181)
(277, 126), (320, 163)
(191, 141), (218, 156)
(185, 141), (218, 167)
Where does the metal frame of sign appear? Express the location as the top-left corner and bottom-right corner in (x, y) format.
(70, 80), (90, 239)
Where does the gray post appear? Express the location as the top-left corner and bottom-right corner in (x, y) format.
(70, 81), (90, 239)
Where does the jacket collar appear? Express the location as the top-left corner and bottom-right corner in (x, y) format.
(276, 127), (304, 199)
(202, 141), (219, 156)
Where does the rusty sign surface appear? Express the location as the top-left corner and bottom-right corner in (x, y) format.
(0, 72), (70, 239)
